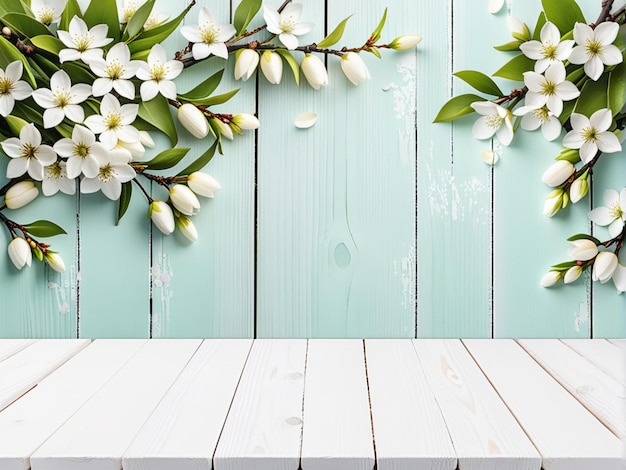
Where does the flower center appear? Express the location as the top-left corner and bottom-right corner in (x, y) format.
(36, 6), (56, 25)
(540, 42), (558, 60)
(279, 16), (296, 33)
(74, 142), (90, 158)
(21, 143), (38, 160)
(105, 59), (126, 80)
(0, 77), (14, 95)
(47, 161), (65, 179)
(541, 80), (557, 96)
(533, 106), (551, 123)
(608, 201), (624, 221)
(485, 114), (504, 129)
(72, 33), (93, 52)
(585, 38), (602, 56)
(200, 23), (219, 44)
(122, 1), (140, 23)
(53, 88), (72, 108)
(150, 62), (168, 81)
(98, 163), (116, 182)
(103, 111), (123, 131)
(581, 126), (598, 142)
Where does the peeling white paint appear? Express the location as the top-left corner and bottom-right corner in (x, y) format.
(393, 244), (416, 310)
(151, 251), (174, 338)
(574, 302), (589, 333)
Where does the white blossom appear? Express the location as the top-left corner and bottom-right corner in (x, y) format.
(564, 266), (583, 284)
(388, 34), (422, 50)
(522, 62), (580, 117)
(144, 11), (170, 30)
(176, 214), (198, 242)
(541, 160), (574, 187)
(588, 188), (626, 238)
(187, 171), (221, 197)
(45, 252), (66, 273)
(136, 44), (183, 101)
(150, 200), (175, 235)
(260, 50), (283, 84)
(470, 101), (514, 146)
(4, 180), (39, 209)
(57, 16), (113, 63)
(234, 49), (259, 81)
(43, 161), (76, 196)
(263, 3), (313, 50)
(592, 251), (618, 283)
(8, 237), (32, 270)
(0, 61), (33, 117)
(519, 21), (575, 73)
(53, 124), (107, 179)
(180, 7), (235, 60)
(612, 262), (626, 293)
(568, 239), (598, 261)
(178, 103), (208, 138)
(118, 0), (146, 24)
(540, 270), (561, 287)
(90, 43), (140, 100)
(84, 93), (140, 149)
(513, 105), (562, 141)
(1, 123), (57, 181)
(80, 149), (136, 200)
(569, 22), (623, 81)
(169, 184), (200, 216)
(301, 54), (328, 90)
(31, 69), (91, 128)
(340, 52), (370, 86)
(31, 0), (67, 25)
(563, 108), (622, 164)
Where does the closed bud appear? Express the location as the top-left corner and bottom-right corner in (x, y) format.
(169, 184), (200, 216)
(176, 214), (198, 242)
(541, 160), (574, 187)
(4, 180), (39, 209)
(340, 52), (371, 86)
(234, 49), (259, 81)
(187, 171), (221, 198)
(540, 270), (561, 287)
(388, 34), (422, 50)
(507, 16), (531, 41)
(592, 251), (618, 284)
(8, 237), (32, 270)
(543, 190), (563, 217)
(231, 113), (260, 131)
(115, 139), (145, 159)
(301, 54), (328, 90)
(212, 118), (234, 140)
(564, 265), (583, 284)
(178, 103), (209, 139)
(138, 130), (155, 148)
(260, 50), (283, 84)
(568, 239), (598, 261)
(569, 176), (589, 203)
(149, 200), (175, 235)
(45, 252), (66, 273)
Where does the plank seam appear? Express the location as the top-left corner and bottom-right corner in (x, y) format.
(297, 339), (309, 470)
(361, 340), (378, 469)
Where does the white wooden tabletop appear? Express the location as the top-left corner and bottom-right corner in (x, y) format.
(0, 339), (623, 470)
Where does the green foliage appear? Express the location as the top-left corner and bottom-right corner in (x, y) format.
(30, 35), (64, 55)
(116, 182), (132, 225)
(370, 8), (387, 43)
(138, 95), (177, 146)
(178, 69), (225, 102)
(0, 37), (36, 86)
(574, 74), (609, 117)
(493, 54), (534, 81)
(608, 62), (626, 115)
(541, 0), (585, 36)
(83, 0), (120, 40)
(433, 94), (484, 123)
(23, 220), (67, 237)
(454, 70), (503, 97)
(234, 0), (262, 35)
(124, 0), (155, 39)
(127, 7), (187, 54)
(192, 89), (239, 107)
(178, 141), (218, 176)
(59, 0), (82, 30)
(2, 13), (51, 38)
(143, 147), (190, 170)
(276, 49), (300, 85)
(567, 233), (601, 245)
(317, 15), (352, 48)
(494, 40), (522, 52)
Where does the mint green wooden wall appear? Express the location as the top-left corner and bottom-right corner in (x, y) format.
(0, 0), (624, 338)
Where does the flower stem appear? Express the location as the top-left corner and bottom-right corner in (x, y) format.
(131, 178), (154, 203)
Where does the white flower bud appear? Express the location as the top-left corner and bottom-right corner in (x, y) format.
(115, 139), (145, 159)
(260, 50), (283, 84)
(301, 54), (328, 90)
(234, 49), (259, 81)
(340, 52), (370, 86)
(564, 265), (583, 284)
(187, 172), (221, 198)
(543, 190), (563, 217)
(568, 239), (598, 261)
(541, 160), (575, 187)
(169, 184), (200, 216)
(231, 113), (260, 130)
(178, 103), (209, 139)
(540, 270), (561, 287)
(592, 251), (618, 284)
(45, 252), (66, 273)
(388, 34), (422, 50)
(507, 16), (531, 41)
(150, 200), (175, 235)
(4, 180), (39, 209)
(569, 177), (589, 203)
(8, 237), (32, 270)
(212, 118), (234, 140)
(139, 130), (155, 148)
(176, 214), (198, 242)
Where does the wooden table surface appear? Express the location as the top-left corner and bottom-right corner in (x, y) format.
(0, 338), (623, 469)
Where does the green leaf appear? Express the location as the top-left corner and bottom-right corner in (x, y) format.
(33, 245), (43, 262)
(317, 15), (352, 48)
(559, 99), (576, 124)
(493, 40), (522, 52)
(433, 93), (484, 123)
(370, 8), (387, 43)
(143, 147), (190, 170)
(532, 11), (546, 40)
(275, 49), (299, 85)
(2, 13), (51, 38)
(177, 141), (218, 176)
(573, 74), (609, 117)
(454, 70), (503, 97)
(12, 102), (45, 128)
(31, 35), (64, 55)
(541, 0), (585, 36)
(83, 0), (120, 40)
(567, 233), (601, 245)
(608, 62), (626, 116)
(4, 115), (29, 134)
(191, 88), (239, 107)
(0, 0), (30, 16)
(124, 0), (155, 39)
(367, 47), (382, 59)
(178, 69), (224, 102)
(61, 61), (96, 84)
(116, 182), (132, 225)
(59, 0), (82, 30)
(138, 94), (177, 146)
(493, 54), (534, 81)
(0, 37), (36, 86)
(127, 7), (187, 54)
(233, 0), (262, 34)
(550, 261), (576, 271)
(23, 220), (67, 237)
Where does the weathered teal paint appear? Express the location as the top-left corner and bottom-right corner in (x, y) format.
(0, 0), (623, 338)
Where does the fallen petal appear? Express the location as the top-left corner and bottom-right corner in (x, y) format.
(295, 112), (317, 129)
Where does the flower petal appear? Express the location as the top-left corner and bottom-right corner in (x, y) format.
(608, 219), (625, 238)
(1, 137), (23, 158)
(158, 80), (177, 100)
(588, 206), (612, 225)
(472, 116), (497, 139)
(64, 104), (85, 123)
(10, 81), (33, 100)
(5, 61), (23, 82)
(541, 117), (562, 141)
(181, 25), (202, 43)
(579, 140), (598, 163)
(569, 113), (589, 131)
(520, 41), (543, 60)
(113, 79), (136, 100)
(36, 145), (58, 165)
(191, 42), (211, 60)
(92, 77), (113, 96)
(541, 21), (561, 45)
(101, 180), (122, 200)
(279, 33), (298, 50)
(43, 107), (65, 128)
(573, 22), (592, 45)
(0, 94), (15, 116)
(555, 81), (580, 101)
(6, 158), (28, 178)
(594, 21), (619, 46)
(602, 189), (619, 207)
(80, 177), (101, 194)
(599, 44), (623, 66)
(567, 45), (588, 65)
(584, 56), (604, 81)
(140, 81), (159, 101)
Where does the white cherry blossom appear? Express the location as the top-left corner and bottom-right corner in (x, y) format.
(136, 44), (183, 101)
(53, 124), (107, 179)
(57, 16), (113, 63)
(181, 7), (235, 60)
(144, 11), (170, 30)
(1, 123), (57, 181)
(522, 62), (580, 117)
(118, 0), (146, 23)
(31, 69), (91, 128)
(513, 104), (562, 141)
(588, 188), (626, 238)
(84, 93), (140, 149)
(264, 3), (313, 50)
(80, 149), (136, 200)
(90, 43), (141, 100)
(520, 21), (575, 73)
(0, 61), (33, 117)
(31, 0), (66, 25)
(563, 108), (622, 163)
(470, 101), (514, 146)
(569, 22), (623, 81)
(42, 161), (76, 196)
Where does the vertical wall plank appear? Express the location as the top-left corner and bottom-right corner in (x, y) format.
(150, 0), (255, 338)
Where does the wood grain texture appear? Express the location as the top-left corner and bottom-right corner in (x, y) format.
(30, 339), (201, 470)
(560, 339), (626, 386)
(364, 340), (456, 470)
(0, 339), (35, 362)
(463, 339), (624, 470)
(214, 339), (307, 470)
(123, 339), (252, 470)
(518, 339), (625, 439)
(412, 339), (540, 470)
(0, 340), (146, 470)
(0, 339), (90, 411)
(300, 340), (375, 470)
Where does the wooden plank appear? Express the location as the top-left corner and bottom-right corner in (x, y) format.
(123, 340), (252, 470)
(0, 339), (36, 362)
(0, 339), (90, 412)
(0, 340), (146, 470)
(364, 340), (456, 470)
(300, 340), (374, 470)
(561, 339), (626, 386)
(464, 339), (624, 470)
(213, 339), (307, 470)
(412, 339), (540, 469)
(518, 339), (625, 439)
(30, 339), (202, 470)
(607, 339), (626, 351)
